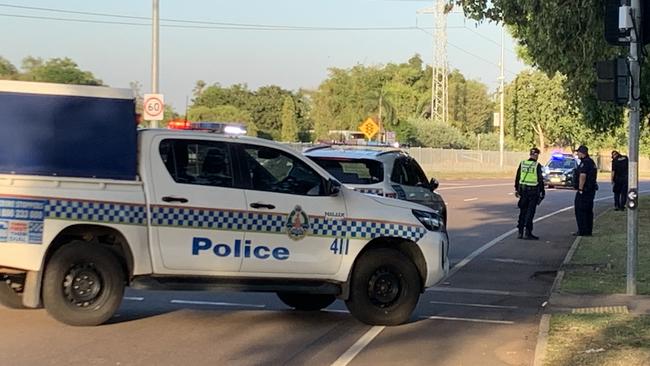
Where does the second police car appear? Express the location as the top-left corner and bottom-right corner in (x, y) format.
(542, 153), (579, 188)
(304, 145), (447, 226)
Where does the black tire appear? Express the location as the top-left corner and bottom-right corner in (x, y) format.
(345, 248), (421, 326)
(42, 242), (125, 326)
(277, 292), (336, 311)
(0, 275), (25, 309)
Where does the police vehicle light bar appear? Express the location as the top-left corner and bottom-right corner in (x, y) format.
(168, 121), (247, 135)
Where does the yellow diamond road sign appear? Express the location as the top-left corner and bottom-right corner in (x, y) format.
(359, 118), (379, 139)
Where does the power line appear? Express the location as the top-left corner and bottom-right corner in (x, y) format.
(0, 3), (452, 31)
(0, 3), (521, 74)
(461, 25), (518, 56)
(447, 41), (518, 76)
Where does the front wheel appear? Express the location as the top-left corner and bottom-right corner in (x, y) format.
(42, 242), (125, 326)
(0, 274), (25, 309)
(277, 292), (336, 311)
(345, 248), (421, 326)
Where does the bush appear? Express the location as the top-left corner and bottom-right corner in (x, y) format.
(406, 118), (471, 149)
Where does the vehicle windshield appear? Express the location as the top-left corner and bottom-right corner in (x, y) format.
(547, 158), (575, 170)
(308, 157), (384, 184)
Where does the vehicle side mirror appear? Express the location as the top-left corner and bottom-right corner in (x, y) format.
(326, 178), (341, 196)
(429, 178), (439, 191)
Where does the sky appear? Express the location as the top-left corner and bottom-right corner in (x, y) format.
(0, 0), (528, 112)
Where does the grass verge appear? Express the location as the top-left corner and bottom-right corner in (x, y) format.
(544, 314), (650, 366)
(544, 196), (650, 366)
(560, 196), (650, 294)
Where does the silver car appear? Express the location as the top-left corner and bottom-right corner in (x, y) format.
(304, 145), (447, 225)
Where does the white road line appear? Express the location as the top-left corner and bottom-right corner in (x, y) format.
(429, 301), (519, 310)
(329, 191), (650, 366)
(427, 287), (543, 297)
(463, 198), (478, 202)
(123, 296), (144, 301)
(441, 194), (619, 280)
(490, 258), (540, 265)
(421, 315), (514, 325)
(437, 183), (513, 191)
(330, 326), (385, 366)
(170, 299), (266, 308)
(322, 309), (350, 314)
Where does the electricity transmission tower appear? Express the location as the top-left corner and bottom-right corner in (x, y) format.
(419, 0), (449, 124)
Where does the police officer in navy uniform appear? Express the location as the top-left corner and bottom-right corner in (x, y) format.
(515, 147), (545, 240)
(574, 145), (598, 236)
(611, 150), (629, 211)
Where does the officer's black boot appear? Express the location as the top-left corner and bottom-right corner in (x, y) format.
(524, 232), (539, 240)
(517, 228), (523, 239)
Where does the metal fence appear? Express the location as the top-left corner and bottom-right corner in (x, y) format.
(284, 143), (650, 174)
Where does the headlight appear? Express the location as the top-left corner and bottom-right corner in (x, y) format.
(412, 209), (443, 231)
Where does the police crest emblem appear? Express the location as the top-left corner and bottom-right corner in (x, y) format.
(286, 205), (310, 240)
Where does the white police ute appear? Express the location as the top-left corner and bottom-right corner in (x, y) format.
(0, 81), (449, 326)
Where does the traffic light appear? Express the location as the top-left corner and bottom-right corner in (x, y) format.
(595, 57), (629, 105)
(604, 0), (650, 45)
(604, 0), (629, 45)
(628, 188), (639, 209)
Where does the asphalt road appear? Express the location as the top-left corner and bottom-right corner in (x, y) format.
(2, 179), (648, 366)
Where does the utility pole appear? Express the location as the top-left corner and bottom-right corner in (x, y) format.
(499, 26), (505, 168)
(151, 0), (160, 128)
(626, 0), (640, 295)
(418, 1), (448, 124)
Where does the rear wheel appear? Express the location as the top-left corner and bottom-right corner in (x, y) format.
(277, 292), (336, 311)
(345, 248), (421, 325)
(43, 242), (125, 326)
(0, 274), (25, 309)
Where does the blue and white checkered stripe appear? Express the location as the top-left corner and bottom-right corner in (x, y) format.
(354, 188), (384, 196)
(345, 220), (426, 242)
(39, 198), (426, 241)
(151, 206), (426, 241)
(46, 199), (146, 225)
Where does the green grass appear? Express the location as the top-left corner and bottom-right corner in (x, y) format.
(544, 196), (650, 366)
(560, 196), (650, 294)
(544, 314), (650, 366)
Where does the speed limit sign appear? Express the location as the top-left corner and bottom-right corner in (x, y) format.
(143, 94), (164, 121)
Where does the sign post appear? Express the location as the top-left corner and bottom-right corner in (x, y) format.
(143, 94), (165, 125)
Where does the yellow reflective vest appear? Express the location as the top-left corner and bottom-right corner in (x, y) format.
(519, 160), (539, 186)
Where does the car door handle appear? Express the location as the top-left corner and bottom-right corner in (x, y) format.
(250, 202), (275, 209)
(409, 193), (416, 197)
(162, 196), (188, 203)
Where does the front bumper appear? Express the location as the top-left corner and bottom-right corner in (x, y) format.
(418, 231), (449, 288)
(544, 173), (573, 187)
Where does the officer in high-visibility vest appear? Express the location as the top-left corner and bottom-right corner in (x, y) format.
(514, 147), (545, 240)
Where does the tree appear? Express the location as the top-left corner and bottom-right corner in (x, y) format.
(192, 80), (207, 98)
(247, 85), (294, 139)
(20, 57), (102, 85)
(280, 96), (298, 142)
(455, 0), (627, 131)
(506, 70), (587, 151)
(407, 118), (470, 149)
(192, 83), (251, 110)
(0, 56), (18, 78)
(448, 70), (494, 134)
(188, 105), (251, 124)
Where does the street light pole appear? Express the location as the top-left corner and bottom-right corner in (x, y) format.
(499, 26), (505, 168)
(151, 0), (160, 128)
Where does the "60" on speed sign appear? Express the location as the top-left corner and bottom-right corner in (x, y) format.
(143, 94), (165, 121)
